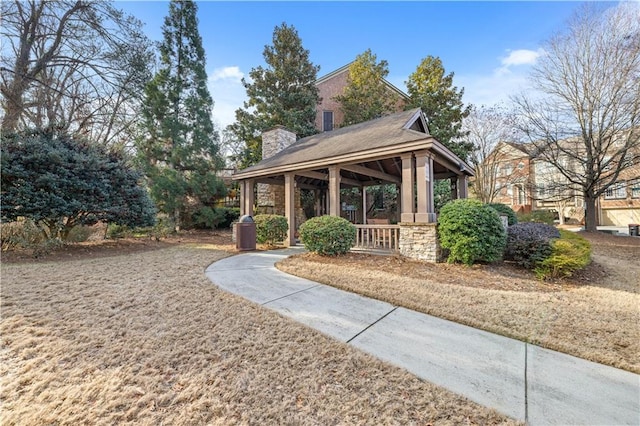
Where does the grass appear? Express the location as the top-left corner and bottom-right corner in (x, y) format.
(277, 233), (640, 374)
(1, 242), (514, 425)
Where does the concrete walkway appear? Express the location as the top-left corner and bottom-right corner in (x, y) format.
(205, 247), (640, 425)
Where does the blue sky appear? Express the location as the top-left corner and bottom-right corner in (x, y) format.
(115, 1), (617, 129)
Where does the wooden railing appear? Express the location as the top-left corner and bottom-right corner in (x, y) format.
(354, 225), (400, 252)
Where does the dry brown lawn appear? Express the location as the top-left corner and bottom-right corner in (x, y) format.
(1, 233), (514, 425)
(278, 232), (640, 374)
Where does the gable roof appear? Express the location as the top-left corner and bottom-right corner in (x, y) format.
(315, 62), (410, 101)
(234, 108), (472, 180)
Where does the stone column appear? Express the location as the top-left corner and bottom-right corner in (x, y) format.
(400, 153), (415, 223)
(328, 165), (341, 217)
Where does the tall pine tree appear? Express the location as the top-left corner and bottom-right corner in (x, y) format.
(334, 49), (402, 127)
(137, 0), (225, 230)
(230, 23), (320, 167)
(406, 56), (472, 160)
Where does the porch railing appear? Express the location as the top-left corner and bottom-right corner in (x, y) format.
(354, 225), (400, 252)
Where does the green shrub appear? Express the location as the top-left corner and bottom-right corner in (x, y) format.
(438, 199), (506, 265)
(487, 203), (518, 226)
(219, 207), (240, 229)
(517, 210), (556, 225)
(106, 223), (133, 239)
(192, 206), (226, 229)
(254, 214), (288, 246)
(534, 230), (591, 279)
(505, 222), (560, 269)
(299, 215), (356, 256)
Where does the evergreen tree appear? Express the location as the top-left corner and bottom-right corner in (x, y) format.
(334, 49), (401, 127)
(137, 0), (225, 230)
(406, 56), (472, 160)
(230, 23), (320, 167)
(1, 128), (156, 240)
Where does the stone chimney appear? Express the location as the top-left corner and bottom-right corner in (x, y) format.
(258, 126), (297, 210)
(262, 125), (296, 160)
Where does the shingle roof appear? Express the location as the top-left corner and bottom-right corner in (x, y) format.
(234, 108), (431, 178)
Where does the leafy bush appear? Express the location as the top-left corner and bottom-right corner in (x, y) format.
(438, 199), (506, 265)
(516, 210), (556, 225)
(299, 215), (356, 256)
(192, 206), (226, 229)
(535, 230), (591, 279)
(219, 207), (240, 229)
(487, 203), (518, 226)
(505, 222), (560, 269)
(254, 214), (288, 246)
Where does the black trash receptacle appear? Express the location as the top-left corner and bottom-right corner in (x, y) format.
(236, 215), (256, 250)
(629, 224), (640, 237)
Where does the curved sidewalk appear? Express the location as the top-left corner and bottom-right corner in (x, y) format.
(205, 247), (640, 425)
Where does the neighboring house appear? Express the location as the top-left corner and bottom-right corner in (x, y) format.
(480, 139), (640, 227)
(474, 141), (534, 213)
(314, 63), (409, 132)
(599, 164), (640, 226)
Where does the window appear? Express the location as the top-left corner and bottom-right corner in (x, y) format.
(323, 111), (333, 132)
(604, 182), (627, 199)
(632, 180), (640, 199)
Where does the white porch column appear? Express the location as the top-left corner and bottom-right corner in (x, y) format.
(400, 153), (415, 222)
(284, 173), (296, 246)
(416, 153), (435, 223)
(239, 181), (247, 216)
(328, 166), (341, 216)
(458, 175), (468, 199)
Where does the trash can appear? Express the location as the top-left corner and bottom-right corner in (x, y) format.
(629, 224), (640, 237)
(236, 215), (256, 250)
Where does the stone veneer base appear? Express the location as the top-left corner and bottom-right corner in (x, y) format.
(398, 222), (442, 263)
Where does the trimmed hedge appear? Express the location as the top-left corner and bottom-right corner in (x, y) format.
(504, 222), (560, 269)
(487, 203), (518, 226)
(535, 230), (591, 279)
(437, 199), (506, 265)
(254, 214), (288, 246)
(299, 215), (356, 256)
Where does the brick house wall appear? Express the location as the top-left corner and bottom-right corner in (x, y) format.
(314, 65), (409, 132)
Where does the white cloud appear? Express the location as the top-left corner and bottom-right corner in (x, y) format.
(210, 66), (244, 82)
(457, 48), (545, 108)
(501, 48), (545, 67)
(208, 66), (247, 129)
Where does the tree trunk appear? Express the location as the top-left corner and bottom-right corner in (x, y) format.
(583, 195), (599, 232)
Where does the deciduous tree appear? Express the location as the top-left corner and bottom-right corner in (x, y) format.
(230, 23), (320, 167)
(464, 105), (520, 203)
(0, 0), (153, 147)
(137, 0), (225, 230)
(514, 3), (640, 231)
(334, 49), (401, 127)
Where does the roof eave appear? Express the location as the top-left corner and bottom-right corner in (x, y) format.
(233, 138), (436, 180)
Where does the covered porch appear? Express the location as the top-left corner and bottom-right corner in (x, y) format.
(233, 109), (474, 260)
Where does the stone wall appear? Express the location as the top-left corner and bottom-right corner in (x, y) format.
(398, 222), (442, 263)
